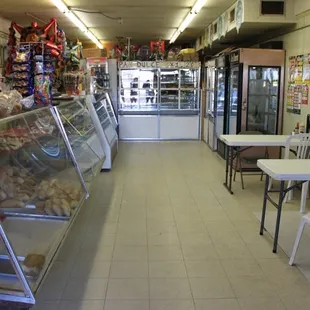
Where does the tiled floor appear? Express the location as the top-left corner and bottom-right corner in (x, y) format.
(34, 142), (310, 310)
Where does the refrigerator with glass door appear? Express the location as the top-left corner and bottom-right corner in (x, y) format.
(226, 48), (285, 137)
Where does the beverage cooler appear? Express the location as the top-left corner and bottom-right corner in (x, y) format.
(203, 60), (216, 148)
(118, 61), (201, 140)
(218, 48), (285, 158)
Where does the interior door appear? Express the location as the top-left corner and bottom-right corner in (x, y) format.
(246, 66), (280, 134)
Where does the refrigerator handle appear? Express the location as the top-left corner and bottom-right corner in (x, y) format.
(242, 99), (247, 110)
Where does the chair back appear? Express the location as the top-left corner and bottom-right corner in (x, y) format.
(285, 133), (310, 159)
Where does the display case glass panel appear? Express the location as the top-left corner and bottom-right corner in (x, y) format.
(180, 90), (199, 110)
(0, 107), (86, 219)
(180, 69), (198, 89)
(119, 69), (159, 111)
(160, 90), (179, 109)
(160, 69), (179, 89)
(56, 101), (105, 183)
(247, 66), (280, 134)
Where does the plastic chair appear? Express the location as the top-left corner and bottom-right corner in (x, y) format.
(233, 131), (268, 189)
(269, 133), (310, 213)
(289, 213), (310, 265)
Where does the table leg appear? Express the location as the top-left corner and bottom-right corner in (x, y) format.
(228, 146), (234, 194)
(223, 146), (234, 194)
(273, 180), (285, 253)
(260, 175), (269, 236)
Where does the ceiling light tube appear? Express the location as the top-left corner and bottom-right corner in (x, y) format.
(169, 0), (206, 44)
(51, 0), (103, 49)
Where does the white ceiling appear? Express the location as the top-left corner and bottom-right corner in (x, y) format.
(0, 0), (235, 44)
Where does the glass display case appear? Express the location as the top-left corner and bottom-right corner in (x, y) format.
(118, 61), (201, 140)
(0, 101), (105, 307)
(86, 95), (118, 170)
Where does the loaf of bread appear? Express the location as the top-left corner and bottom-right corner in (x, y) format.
(22, 254), (45, 277)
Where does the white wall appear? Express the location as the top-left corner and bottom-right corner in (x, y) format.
(267, 8), (310, 134)
(294, 0), (310, 16)
(0, 16), (10, 45)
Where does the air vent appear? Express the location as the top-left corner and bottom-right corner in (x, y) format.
(230, 8), (235, 23)
(261, 1), (285, 15)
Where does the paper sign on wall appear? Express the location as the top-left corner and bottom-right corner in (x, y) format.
(296, 55), (304, 84)
(302, 84), (309, 105)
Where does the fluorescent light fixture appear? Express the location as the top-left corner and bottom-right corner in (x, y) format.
(170, 0), (206, 44)
(51, 0), (103, 49)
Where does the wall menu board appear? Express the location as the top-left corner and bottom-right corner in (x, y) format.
(287, 54), (310, 114)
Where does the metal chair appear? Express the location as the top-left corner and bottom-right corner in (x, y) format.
(233, 131), (268, 189)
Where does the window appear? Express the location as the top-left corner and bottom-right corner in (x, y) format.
(261, 1), (285, 15)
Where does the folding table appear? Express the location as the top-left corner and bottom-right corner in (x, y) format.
(257, 159), (310, 253)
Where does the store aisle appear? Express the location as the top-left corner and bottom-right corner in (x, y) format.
(34, 142), (310, 310)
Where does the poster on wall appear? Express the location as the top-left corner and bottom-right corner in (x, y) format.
(288, 56), (296, 84)
(293, 84), (302, 114)
(296, 55), (304, 84)
(302, 84), (309, 105)
(287, 84), (294, 113)
(302, 54), (310, 84)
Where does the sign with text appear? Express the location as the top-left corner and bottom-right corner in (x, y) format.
(119, 61), (201, 69)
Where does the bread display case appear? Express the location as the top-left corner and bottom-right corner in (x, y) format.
(86, 94), (118, 170)
(0, 101), (105, 307)
(118, 61), (201, 140)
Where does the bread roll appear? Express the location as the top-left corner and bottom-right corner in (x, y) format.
(0, 199), (24, 208)
(22, 254), (45, 277)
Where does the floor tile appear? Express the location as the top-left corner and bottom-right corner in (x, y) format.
(106, 279), (149, 300)
(185, 260), (226, 278)
(110, 261), (148, 278)
(70, 259), (110, 279)
(62, 278), (108, 300)
(32, 301), (59, 310)
(221, 259), (264, 277)
(148, 232), (180, 246)
(148, 246), (183, 261)
(189, 276), (235, 298)
(116, 232), (147, 246)
(238, 297), (285, 310)
(178, 232), (211, 246)
(149, 261), (187, 278)
(150, 278), (192, 299)
(195, 299), (240, 310)
(176, 221), (207, 233)
(229, 276), (277, 298)
(182, 244), (219, 260)
(113, 246), (148, 261)
(214, 242), (253, 259)
(104, 300), (149, 310)
(150, 299), (195, 310)
(59, 300), (105, 310)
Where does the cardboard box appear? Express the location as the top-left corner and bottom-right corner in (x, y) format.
(83, 48), (107, 58)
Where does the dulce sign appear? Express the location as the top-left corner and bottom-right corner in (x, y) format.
(119, 61), (201, 69)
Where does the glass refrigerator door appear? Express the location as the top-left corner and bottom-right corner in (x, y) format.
(215, 69), (226, 139)
(228, 66), (239, 135)
(247, 67), (280, 134)
(206, 67), (215, 117)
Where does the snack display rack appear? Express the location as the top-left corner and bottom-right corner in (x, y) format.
(0, 99), (105, 308)
(118, 61), (201, 140)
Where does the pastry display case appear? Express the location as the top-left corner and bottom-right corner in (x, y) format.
(86, 94), (118, 170)
(118, 61), (201, 140)
(0, 101), (105, 307)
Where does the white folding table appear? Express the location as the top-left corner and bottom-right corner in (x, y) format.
(219, 135), (299, 194)
(257, 159), (310, 253)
